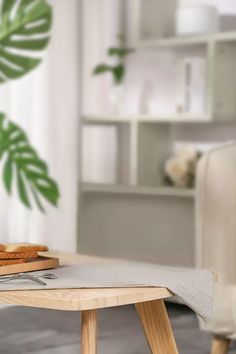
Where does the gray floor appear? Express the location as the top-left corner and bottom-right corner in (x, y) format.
(0, 304), (235, 354)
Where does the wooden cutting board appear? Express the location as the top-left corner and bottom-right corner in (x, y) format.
(0, 256), (59, 276)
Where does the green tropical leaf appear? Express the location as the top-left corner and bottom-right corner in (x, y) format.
(113, 65), (124, 84)
(0, 112), (60, 211)
(108, 47), (134, 57)
(30, 186), (45, 213)
(3, 157), (13, 193)
(17, 169), (31, 208)
(93, 64), (112, 75)
(0, 0), (52, 83)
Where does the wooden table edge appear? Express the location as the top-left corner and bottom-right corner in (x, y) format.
(0, 287), (173, 311)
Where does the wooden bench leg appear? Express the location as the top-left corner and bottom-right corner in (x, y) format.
(81, 310), (97, 354)
(135, 299), (179, 354)
(211, 336), (231, 354)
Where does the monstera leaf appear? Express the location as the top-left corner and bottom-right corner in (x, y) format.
(0, 0), (52, 83)
(0, 0), (60, 211)
(0, 112), (59, 212)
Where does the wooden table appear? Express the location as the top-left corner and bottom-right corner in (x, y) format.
(0, 253), (179, 354)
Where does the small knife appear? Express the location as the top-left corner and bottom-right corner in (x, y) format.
(19, 273), (47, 286)
(0, 273), (46, 286)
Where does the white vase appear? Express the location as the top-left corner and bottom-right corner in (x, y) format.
(176, 4), (219, 36)
(109, 85), (125, 115)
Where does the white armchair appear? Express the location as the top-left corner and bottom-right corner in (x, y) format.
(196, 142), (236, 354)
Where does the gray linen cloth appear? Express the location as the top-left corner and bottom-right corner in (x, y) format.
(0, 260), (214, 321)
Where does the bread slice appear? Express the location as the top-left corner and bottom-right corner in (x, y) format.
(0, 243), (48, 253)
(0, 259), (26, 266)
(0, 251), (38, 259)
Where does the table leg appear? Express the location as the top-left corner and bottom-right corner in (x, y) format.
(211, 336), (231, 354)
(135, 299), (179, 354)
(81, 310), (97, 354)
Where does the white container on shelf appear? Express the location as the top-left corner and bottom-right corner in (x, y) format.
(175, 57), (206, 115)
(176, 4), (219, 36)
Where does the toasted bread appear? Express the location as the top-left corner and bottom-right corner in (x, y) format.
(0, 243), (48, 253)
(0, 259), (26, 266)
(0, 251), (38, 259)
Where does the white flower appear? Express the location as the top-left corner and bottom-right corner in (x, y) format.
(165, 157), (190, 188)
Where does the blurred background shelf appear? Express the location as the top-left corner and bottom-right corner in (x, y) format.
(83, 115), (132, 125)
(83, 114), (211, 124)
(79, 0), (236, 266)
(81, 183), (195, 198)
(137, 31), (236, 50)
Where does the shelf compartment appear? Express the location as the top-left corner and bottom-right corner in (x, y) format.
(81, 183), (195, 198)
(137, 123), (171, 186)
(81, 124), (131, 185)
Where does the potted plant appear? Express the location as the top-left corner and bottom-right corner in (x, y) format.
(0, 0), (59, 212)
(93, 34), (134, 114)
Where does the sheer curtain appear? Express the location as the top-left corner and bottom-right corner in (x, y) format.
(0, 0), (80, 251)
(82, 0), (123, 184)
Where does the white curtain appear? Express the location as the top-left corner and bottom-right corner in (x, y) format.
(0, 0), (80, 251)
(82, 0), (123, 184)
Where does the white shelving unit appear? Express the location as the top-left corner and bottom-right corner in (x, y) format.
(79, 0), (236, 266)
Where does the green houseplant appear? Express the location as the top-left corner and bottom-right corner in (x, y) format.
(0, 0), (59, 212)
(93, 34), (134, 114)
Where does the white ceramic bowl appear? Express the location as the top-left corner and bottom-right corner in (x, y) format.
(176, 4), (219, 36)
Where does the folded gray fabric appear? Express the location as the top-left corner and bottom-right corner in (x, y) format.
(0, 260), (214, 321)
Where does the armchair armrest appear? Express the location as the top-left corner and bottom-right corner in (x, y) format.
(195, 143), (236, 334)
(196, 143), (236, 282)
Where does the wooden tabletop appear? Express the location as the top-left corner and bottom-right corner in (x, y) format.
(0, 252), (172, 311)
